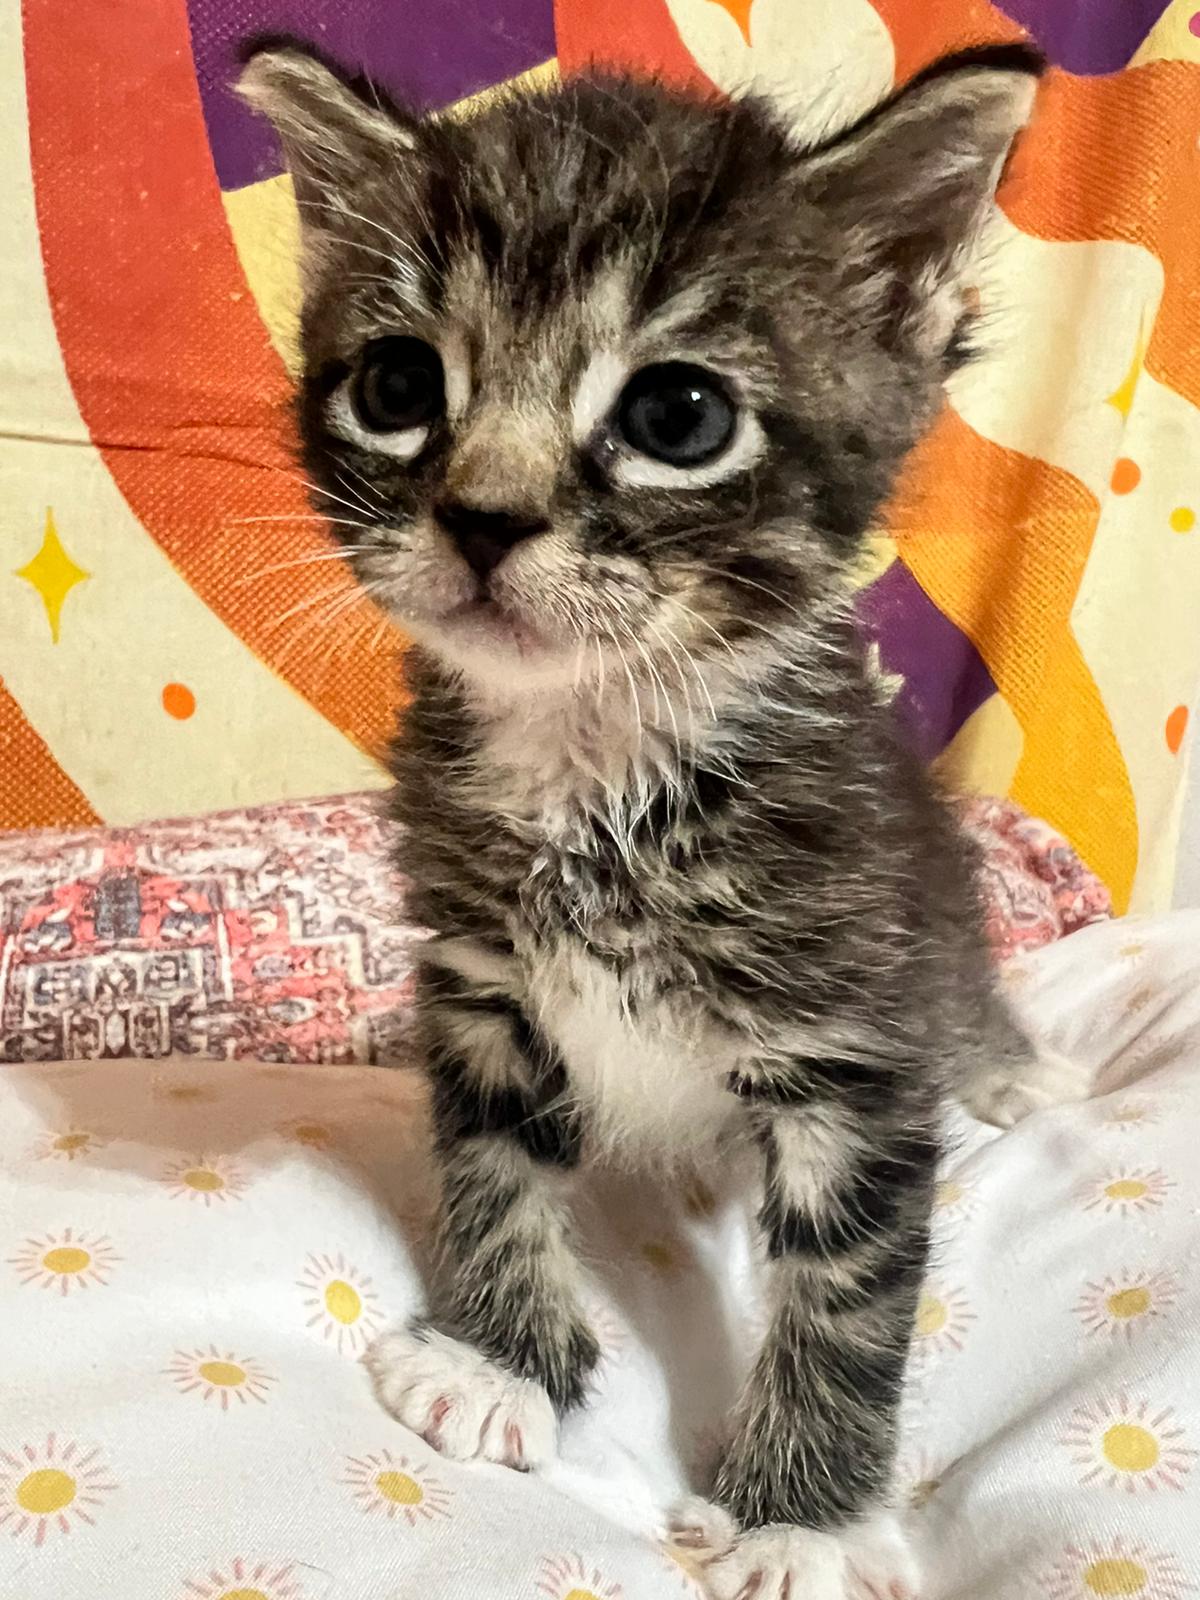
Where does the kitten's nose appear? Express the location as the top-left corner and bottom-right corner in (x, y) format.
(434, 500), (550, 579)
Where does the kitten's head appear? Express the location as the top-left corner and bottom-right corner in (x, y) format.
(240, 48), (1039, 694)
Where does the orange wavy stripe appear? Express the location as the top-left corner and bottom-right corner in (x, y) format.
(554, 0), (714, 88)
(868, 0), (1026, 84)
(886, 411), (1138, 908)
(0, 681), (100, 829)
(22, 0), (404, 762)
(1002, 60), (1200, 414)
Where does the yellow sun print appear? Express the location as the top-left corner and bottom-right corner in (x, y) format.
(31, 1128), (106, 1163)
(155, 1079), (219, 1103)
(0, 1435), (117, 1545)
(182, 1556), (307, 1599)
(297, 1252), (384, 1355)
(1043, 1539), (1192, 1600)
(161, 1154), (250, 1206)
(911, 1283), (976, 1360)
(537, 1553), (623, 1599)
(1081, 1168), (1174, 1217)
(639, 1239), (681, 1274)
(9, 1230), (121, 1296)
(1075, 1270), (1178, 1341)
(167, 1348), (276, 1410)
(277, 1119), (334, 1150)
(341, 1450), (453, 1525)
(933, 1175), (980, 1222)
(1062, 1395), (1196, 1493)
(1102, 1100), (1158, 1132)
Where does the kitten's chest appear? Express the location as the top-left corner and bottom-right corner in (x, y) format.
(523, 932), (742, 1165)
(512, 795), (741, 1161)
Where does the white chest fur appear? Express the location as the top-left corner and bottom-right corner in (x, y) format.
(525, 937), (743, 1169)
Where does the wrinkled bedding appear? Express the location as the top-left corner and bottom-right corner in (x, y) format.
(1, 911), (1197, 1599)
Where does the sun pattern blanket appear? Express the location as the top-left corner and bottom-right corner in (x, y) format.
(1, 911), (1199, 1599)
(3, 1), (1199, 912)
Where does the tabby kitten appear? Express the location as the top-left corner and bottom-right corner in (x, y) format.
(241, 44), (1082, 1597)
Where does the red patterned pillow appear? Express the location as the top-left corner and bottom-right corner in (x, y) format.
(0, 793), (1108, 1065)
(960, 797), (1113, 962)
(0, 796), (419, 1065)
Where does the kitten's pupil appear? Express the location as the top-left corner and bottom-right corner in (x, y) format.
(617, 362), (736, 467)
(354, 336), (445, 433)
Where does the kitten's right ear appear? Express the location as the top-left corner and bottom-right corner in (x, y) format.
(237, 45), (416, 207)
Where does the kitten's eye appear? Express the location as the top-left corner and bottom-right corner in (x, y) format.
(352, 337), (445, 434)
(616, 362), (736, 467)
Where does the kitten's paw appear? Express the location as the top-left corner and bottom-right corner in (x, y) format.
(669, 1505), (916, 1600)
(666, 1496), (739, 1560)
(965, 1048), (1091, 1129)
(697, 1525), (849, 1600)
(365, 1324), (557, 1470)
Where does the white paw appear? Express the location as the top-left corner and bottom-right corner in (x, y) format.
(364, 1325), (557, 1471)
(667, 1496), (739, 1560)
(967, 1048), (1091, 1129)
(667, 1504), (916, 1600)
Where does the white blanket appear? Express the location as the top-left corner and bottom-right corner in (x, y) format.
(2, 913), (1198, 1600)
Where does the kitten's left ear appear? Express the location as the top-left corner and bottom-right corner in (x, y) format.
(799, 45), (1044, 358)
(237, 45), (417, 215)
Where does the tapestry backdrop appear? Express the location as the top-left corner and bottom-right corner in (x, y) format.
(3, 0), (1199, 913)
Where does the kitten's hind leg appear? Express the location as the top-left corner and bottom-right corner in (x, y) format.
(957, 993), (1091, 1128)
(367, 958), (600, 1469)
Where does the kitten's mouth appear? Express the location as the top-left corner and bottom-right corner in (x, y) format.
(441, 594), (551, 656)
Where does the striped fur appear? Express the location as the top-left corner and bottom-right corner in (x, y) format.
(245, 42), (1068, 1552)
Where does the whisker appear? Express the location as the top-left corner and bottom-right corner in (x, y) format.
(646, 619), (699, 760)
(268, 581), (384, 677)
(230, 513), (337, 525)
(628, 626), (683, 787)
(604, 623), (643, 755)
(235, 547), (376, 586)
(679, 560), (805, 621)
(258, 465), (389, 523)
(265, 582), (363, 633)
(338, 459), (389, 508)
(660, 623), (718, 725)
(660, 597), (743, 666)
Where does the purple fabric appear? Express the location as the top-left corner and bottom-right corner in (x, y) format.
(995, 0), (1172, 74)
(856, 561), (996, 763)
(187, 0), (557, 190)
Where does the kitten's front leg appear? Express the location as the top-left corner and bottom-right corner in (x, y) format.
(686, 1078), (935, 1600)
(367, 955), (599, 1469)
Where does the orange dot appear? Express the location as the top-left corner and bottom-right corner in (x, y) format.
(1169, 506), (1195, 533)
(161, 682), (195, 720)
(1110, 458), (1140, 495)
(1166, 705), (1189, 754)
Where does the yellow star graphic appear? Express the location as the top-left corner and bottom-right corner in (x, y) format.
(15, 509), (90, 643)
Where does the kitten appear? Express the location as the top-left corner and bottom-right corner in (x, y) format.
(241, 45), (1084, 1597)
